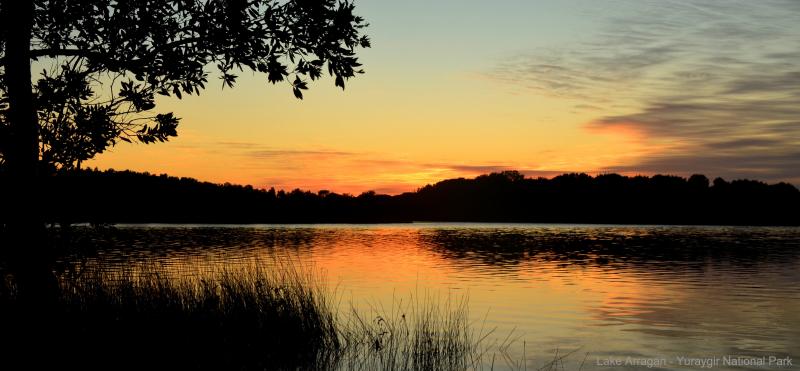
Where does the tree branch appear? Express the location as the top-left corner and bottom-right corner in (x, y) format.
(29, 48), (96, 59)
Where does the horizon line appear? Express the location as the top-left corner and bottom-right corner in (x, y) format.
(74, 167), (798, 196)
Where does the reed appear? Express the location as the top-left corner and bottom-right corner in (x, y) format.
(1, 258), (491, 370)
(336, 291), (493, 370)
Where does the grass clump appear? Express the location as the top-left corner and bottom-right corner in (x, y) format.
(337, 292), (491, 371)
(2, 260), (338, 370)
(1, 259), (490, 370)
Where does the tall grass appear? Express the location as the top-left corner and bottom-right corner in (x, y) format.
(0, 258), (491, 370)
(2, 259), (340, 370)
(337, 292), (492, 370)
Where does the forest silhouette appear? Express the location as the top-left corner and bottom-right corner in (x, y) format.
(8, 169), (797, 226)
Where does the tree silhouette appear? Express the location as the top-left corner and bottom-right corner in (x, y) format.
(25, 168), (800, 226)
(1, 0), (369, 173)
(0, 0), (369, 305)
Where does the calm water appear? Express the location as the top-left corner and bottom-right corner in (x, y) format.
(69, 224), (800, 370)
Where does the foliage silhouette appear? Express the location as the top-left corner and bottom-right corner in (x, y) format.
(10, 168), (799, 226)
(0, 0), (369, 329)
(0, 0), (369, 172)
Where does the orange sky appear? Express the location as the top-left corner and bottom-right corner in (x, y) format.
(86, 76), (653, 194)
(86, 0), (800, 194)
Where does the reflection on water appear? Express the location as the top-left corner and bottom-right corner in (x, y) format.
(65, 224), (800, 370)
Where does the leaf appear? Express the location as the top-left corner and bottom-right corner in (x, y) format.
(172, 85), (182, 99)
(335, 75), (345, 90)
(293, 76), (308, 90)
(27, 0), (370, 169)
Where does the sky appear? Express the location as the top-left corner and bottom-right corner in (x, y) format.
(87, 0), (800, 194)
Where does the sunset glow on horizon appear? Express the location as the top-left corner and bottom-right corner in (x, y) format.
(87, 0), (800, 194)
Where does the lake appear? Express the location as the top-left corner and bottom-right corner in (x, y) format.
(66, 223), (800, 370)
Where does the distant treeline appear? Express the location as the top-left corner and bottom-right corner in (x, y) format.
(3, 169), (799, 225)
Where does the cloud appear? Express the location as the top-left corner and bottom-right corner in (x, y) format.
(490, 0), (800, 184)
(212, 142), (356, 159)
(252, 158), (565, 194)
(441, 164), (520, 174)
(181, 141), (565, 193)
(215, 141), (260, 149)
(247, 149), (355, 159)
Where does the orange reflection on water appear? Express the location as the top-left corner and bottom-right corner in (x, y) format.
(81, 225), (800, 369)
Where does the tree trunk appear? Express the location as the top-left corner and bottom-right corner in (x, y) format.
(2, 5), (60, 363)
(2, 0), (56, 302)
(2, 1), (38, 177)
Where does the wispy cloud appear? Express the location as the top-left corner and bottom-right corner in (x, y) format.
(176, 141), (564, 193)
(490, 0), (800, 183)
(247, 149), (356, 159)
